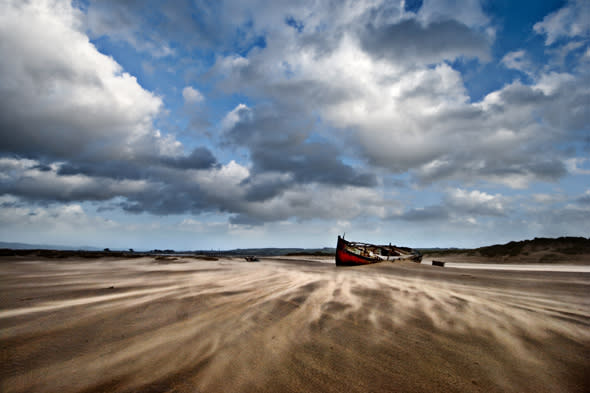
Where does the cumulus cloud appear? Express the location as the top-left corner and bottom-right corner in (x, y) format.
(208, 1), (586, 192)
(0, 201), (109, 231)
(0, 0), (221, 217)
(533, 0), (590, 45)
(397, 188), (506, 222)
(76, 0), (587, 197)
(86, 0), (176, 57)
(399, 206), (450, 222)
(182, 86), (204, 104)
(85, 0), (302, 55)
(501, 50), (532, 73)
(417, 0), (490, 28)
(160, 147), (217, 170)
(228, 183), (389, 225)
(360, 18), (490, 65)
(578, 190), (590, 205)
(0, 0), (166, 162)
(0, 158), (148, 203)
(445, 188), (505, 216)
(85, 0), (581, 198)
(1, 0), (588, 240)
(565, 158), (590, 175)
(222, 103), (377, 190)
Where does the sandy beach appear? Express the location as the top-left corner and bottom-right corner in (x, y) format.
(1, 255), (589, 393)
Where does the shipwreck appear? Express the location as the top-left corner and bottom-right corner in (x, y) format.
(335, 235), (422, 266)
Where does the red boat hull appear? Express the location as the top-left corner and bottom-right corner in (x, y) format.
(335, 236), (381, 266)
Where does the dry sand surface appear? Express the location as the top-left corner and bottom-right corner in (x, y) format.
(1, 255), (589, 393)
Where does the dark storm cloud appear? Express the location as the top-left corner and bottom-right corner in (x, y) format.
(228, 213), (268, 226)
(0, 110), (94, 161)
(485, 160), (567, 181)
(57, 161), (145, 180)
(253, 145), (376, 187)
(0, 155), (238, 217)
(54, 146), (218, 180)
(160, 147), (218, 170)
(241, 176), (291, 202)
(415, 156), (567, 186)
(32, 164), (52, 172)
(224, 105), (377, 193)
(117, 183), (207, 216)
(359, 18), (490, 64)
(0, 171), (139, 203)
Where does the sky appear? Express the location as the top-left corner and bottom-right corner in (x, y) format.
(0, 0), (589, 250)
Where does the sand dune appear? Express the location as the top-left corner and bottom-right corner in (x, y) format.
(1, 256), (589, 393)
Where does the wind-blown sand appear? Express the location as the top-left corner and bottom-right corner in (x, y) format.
(1, 256), (589, 393)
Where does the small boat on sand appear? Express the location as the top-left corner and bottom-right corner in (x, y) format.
(335, 236), (422, 266)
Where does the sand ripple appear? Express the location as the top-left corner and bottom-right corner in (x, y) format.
(1, 257), (589, 393)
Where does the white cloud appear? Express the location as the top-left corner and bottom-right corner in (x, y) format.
(501, 50), (532, 73)
(445, 188), (505, 216)
(86, 0), (175, 58)
(534, 0), (590, 45)
(229, 183), (390, 224)
(534, 72), (575, 95)
(0, 202), (122, 247)
(565, 158), (590, 175)
(418, 0), (490, 28)
(208, 1), (583, 192)
(182, 86), (204, 104)
(209, 2), (572, 190)
(193, 160), (250, 196)
(217, 55), (250, 77)
(1, 0), (588, 246)
(0, 0), (169, 161)
(221, 104), (251, 131)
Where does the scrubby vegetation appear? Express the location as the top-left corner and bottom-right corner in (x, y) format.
(422, 237), (590, 262)
(478, 237), (590, 257)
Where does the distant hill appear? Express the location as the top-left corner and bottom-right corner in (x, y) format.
(0, 241), (101, 251)
(423, 237), (590, 263)
(477, 237), (590, 257)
